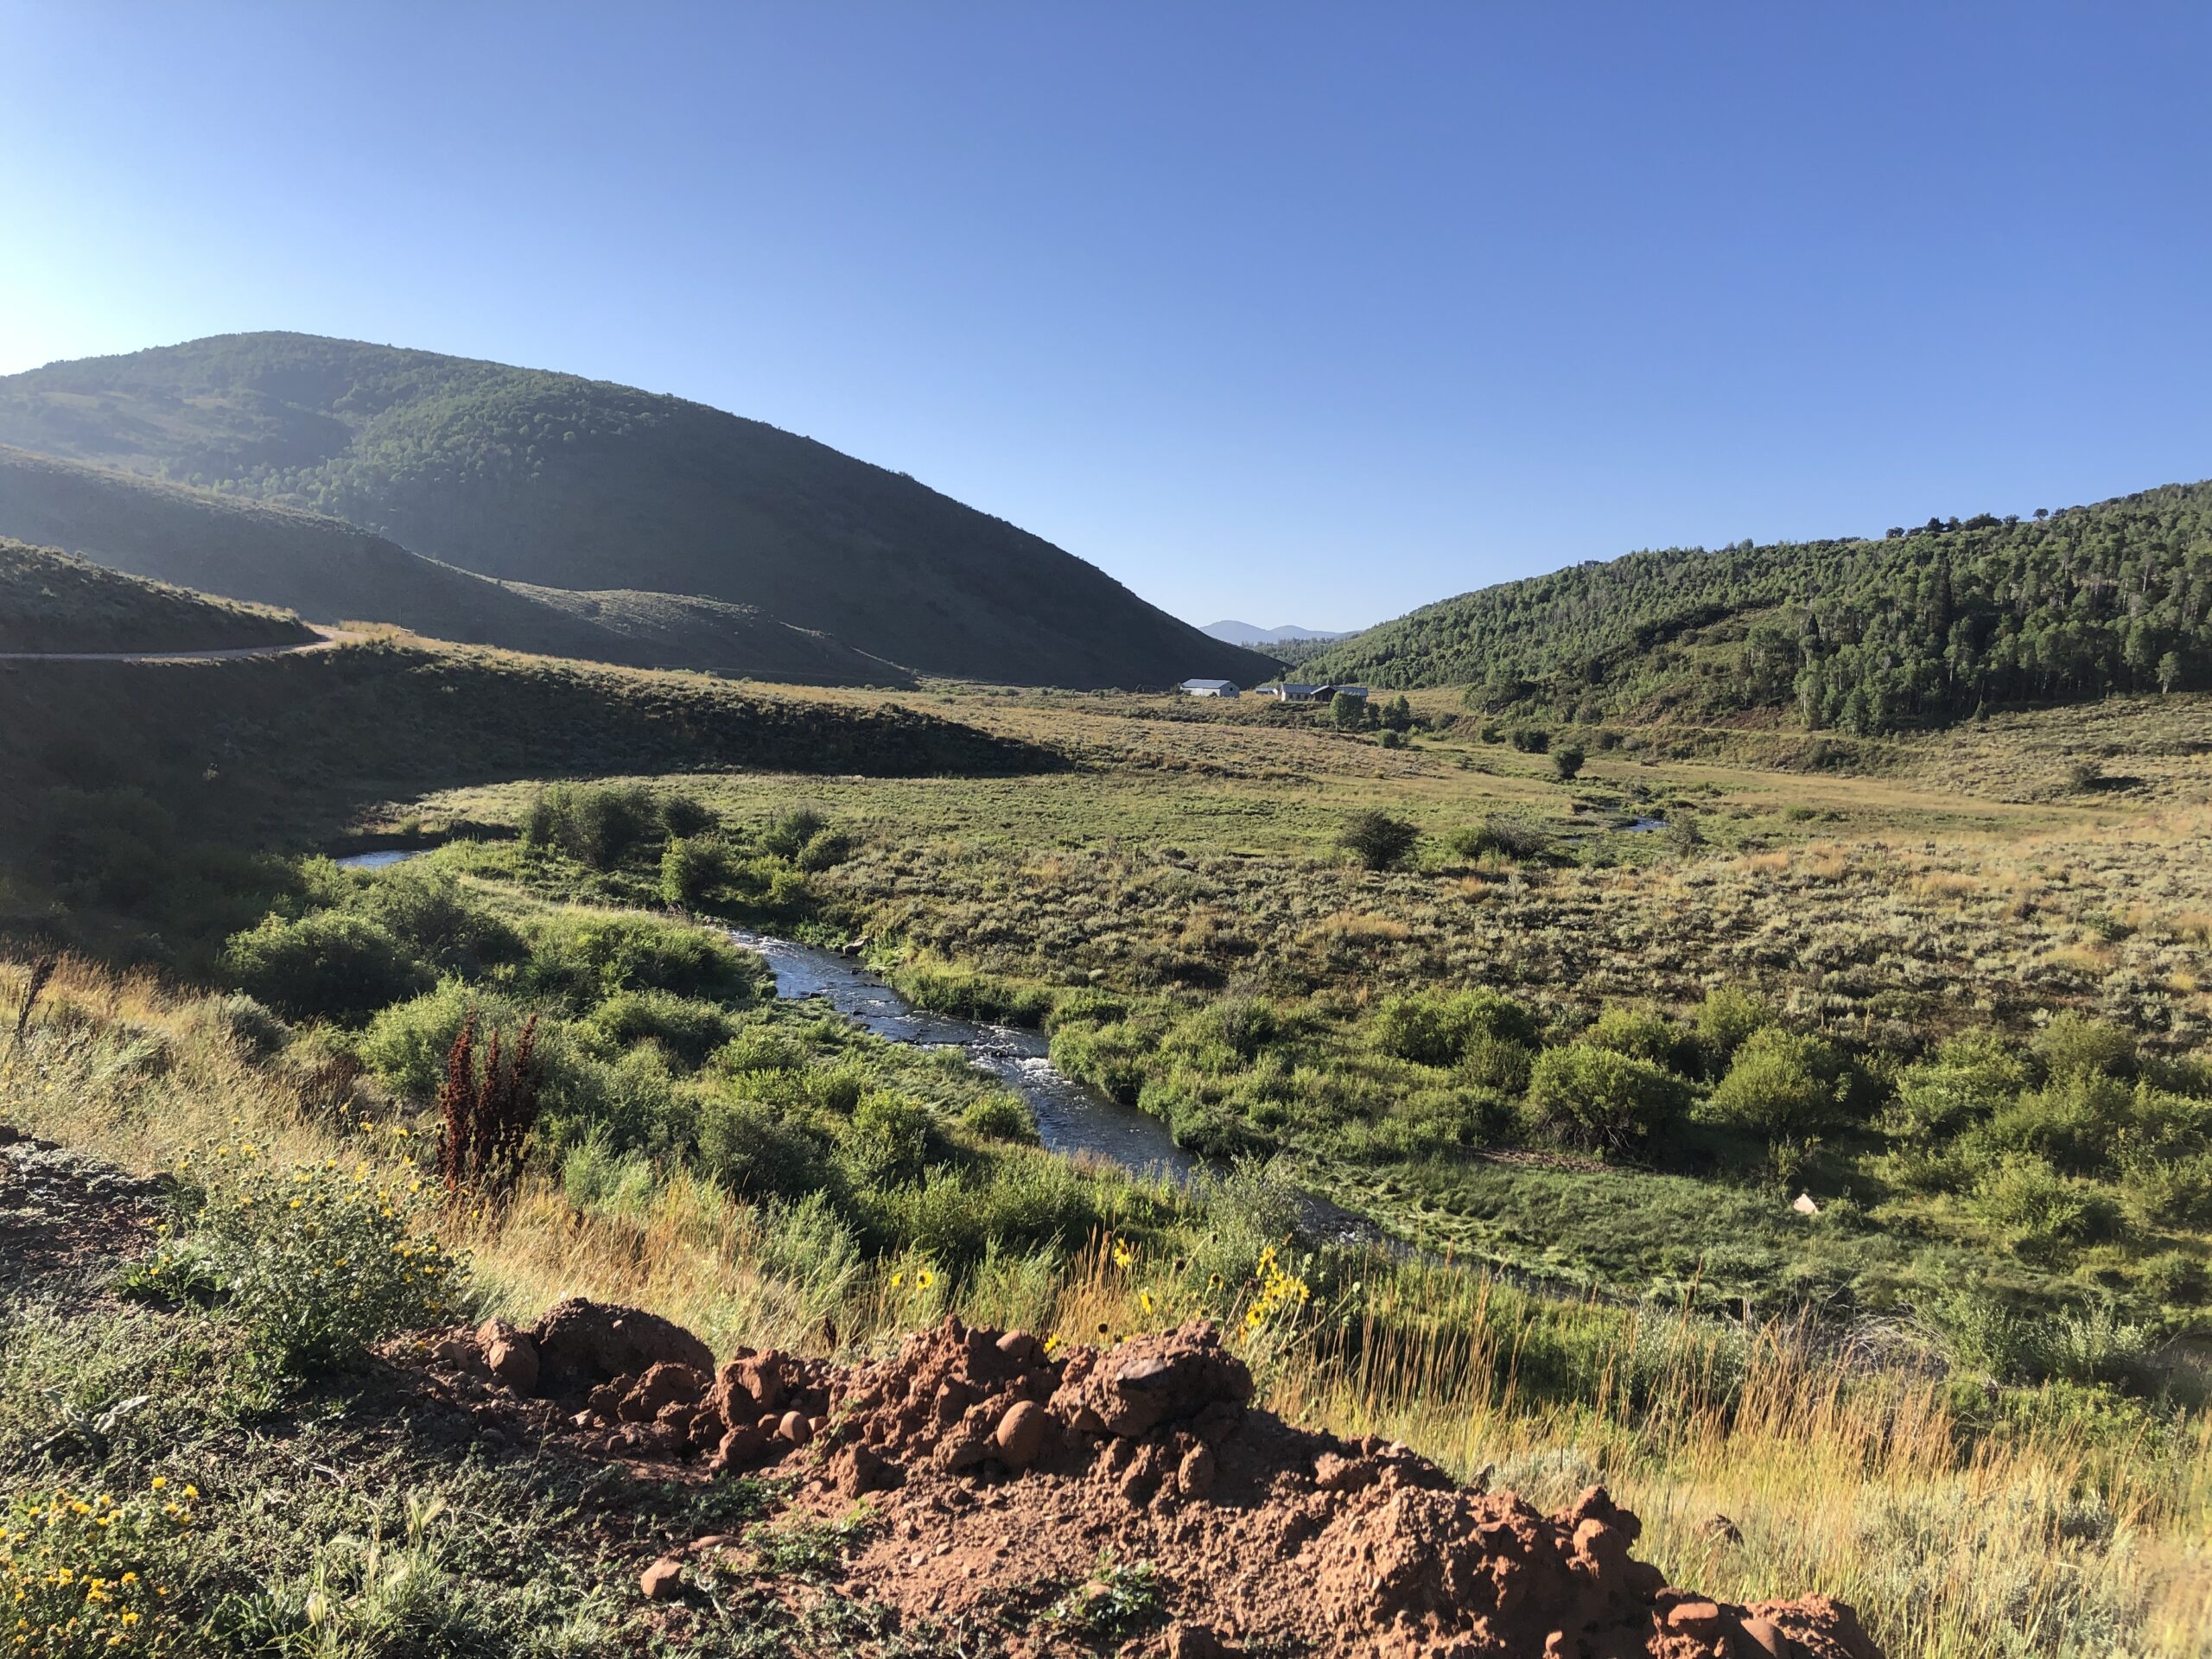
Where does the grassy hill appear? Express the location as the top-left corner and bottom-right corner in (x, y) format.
(0, 334), (1275, 690)
(0, 536), (313, 654)
(0, 637), (1051, 830)
(1306, 480), (2212, 733)
(0, 633), (1058, 958)
(0, 446), (915, 685)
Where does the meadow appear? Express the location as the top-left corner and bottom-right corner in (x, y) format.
(4, 673), (2209, 1656)
(1, 946), (2205, 1656)
(420, 688), (2212, 1343)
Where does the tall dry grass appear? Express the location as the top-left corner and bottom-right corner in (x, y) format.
(3, 954), (2207, 1659)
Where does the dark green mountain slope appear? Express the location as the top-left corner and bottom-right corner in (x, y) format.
(0, 537), (312, 655)
(1306, 482), (2212, 733)
(0, 334), (1273, 689)
(0, 446), (913, 686)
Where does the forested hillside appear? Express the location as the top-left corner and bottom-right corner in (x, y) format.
(0, 334), (1273, 689)
(0, 447), (914, 684)
(1307, 482), (2212, 732)
(0, 537), (312, 654)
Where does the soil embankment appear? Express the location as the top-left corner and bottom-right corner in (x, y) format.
(410, 1301), (1880, 1658)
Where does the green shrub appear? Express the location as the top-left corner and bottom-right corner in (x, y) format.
(756, 1191), (863, 1294)
(1692, 986), (1777, 1071)
(714, 1026), (810, 1074)
(525, 912), (765, 1006)
(1193, 996), (1278, 1062)
(1458, 1032), (1536, 1093)
(1375, 988), (1541, 1068)
(1585, 1004), (1692, 1072)
(39, 785), (180, 908)
(2139, 1249), (2209, 1305)
(585, 988), (737, 1069)
(695, 1098), (823, 1200)
(184, 1153), (461, 1376)
(857, 1157), (1106, 1264)
(2119, 1149), (2212, 1230)
(1968, 1073), (2131, 1174)
(224, 912), (428, 1022)
(961, 1093), (1038, 1142)
(359, 981), (526, 1102)
(1889, 1030), (2031, 1140)
(1510, 728), (1551, 753)
(796, 829), (854, 872)
(2032, 1014), (2137, 1082)
(1702, 1028), (1847, 1139)
(350, 868), (527, 975)
(2042, 1300), (2158, 1389)
(524, 783), (662, 869)
(660, 836), (734, 909)
(1050, 1019), (1154, 1103)
(893, 961), (1053, 1025)
(1524, 1043), (1688, 1150)
(1044, 988), (1130, 1031)
(1338, 810), (1421, 871)
(1971, 1154), (2118, 1261)
(561, 1134), (658, 1216)
(1552, 746), (1585, 781)
(1449, 816), (1548, 861)
(840, 1091), (941, 1191)
(1372, 995), (1462, 1067)
(761, 807), (830, 860)
(660, 792), (719, 839)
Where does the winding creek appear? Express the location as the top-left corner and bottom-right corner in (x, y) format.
(334, 846), (1388, 1248)
(719, 927), (1200, 1183)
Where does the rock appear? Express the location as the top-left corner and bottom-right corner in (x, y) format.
(587, 1378), (630, 1419)
(1747, 1595), (1880, 1659)
(992, 1401), (1048, 1469)
(1313, 1452), (1375, 1491)
(1177, 1440), (1217, 1498)
(1739, 1614), (1796, 1657)
(484, 1334), (540, 1395)
(532, 1299), (715, 1395)
(709, 1421), (770, 1477)
(1164, 1623), (1231, 1658)
(833, 1443), (893, 1496)
(778, 1409), (813, 1446)
(937, 1431), (989, 1472)
(1051, 1319), (1252, 1439)
(995, 1329), (1043, 1366)
(712, 1352), (787, 1422)
(631, 1362), (709, 1416)
(639, 1556), (684, 1599)
(1666, 1599), (1726, 1639)
(429, 1336), (476, 1369)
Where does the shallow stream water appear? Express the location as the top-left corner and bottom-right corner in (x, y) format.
(334, 847), (1386, 1246)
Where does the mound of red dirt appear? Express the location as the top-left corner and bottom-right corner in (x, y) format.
(405, 1305), (1880, 1658)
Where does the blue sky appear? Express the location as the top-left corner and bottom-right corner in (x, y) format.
(3, 3), (2208, 631)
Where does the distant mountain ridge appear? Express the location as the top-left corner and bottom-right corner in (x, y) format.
(0, 334), (1274, 690)
(1303, 480), (2212, 733)
(1199, 620), (1351, 646)
(0, 446), (914, 685)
